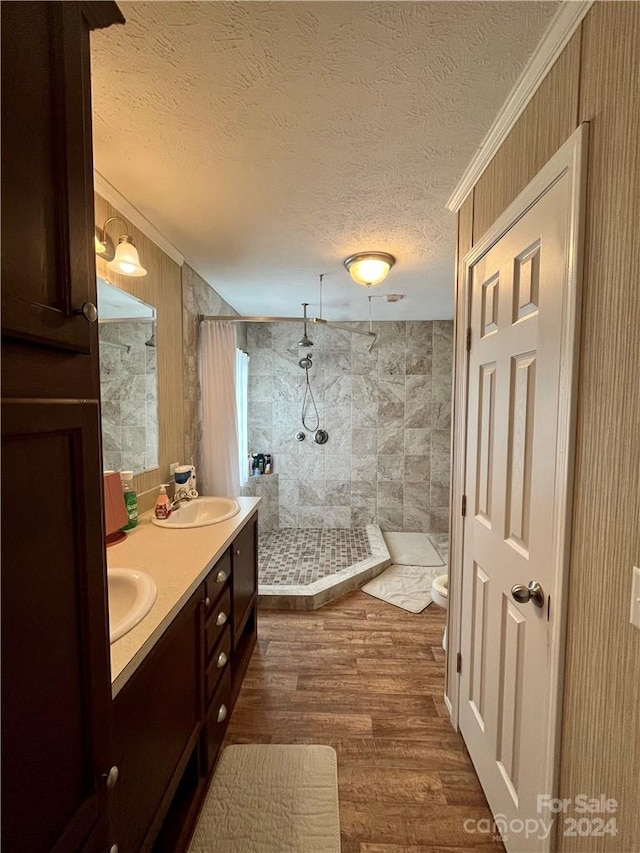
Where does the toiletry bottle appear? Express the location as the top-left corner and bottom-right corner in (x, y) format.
(120, 471), (138, 530)
(265, 453), (272, 474)
(154, 484), (172, 519)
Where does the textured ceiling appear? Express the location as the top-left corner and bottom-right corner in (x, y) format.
(91, 1), (559, 320)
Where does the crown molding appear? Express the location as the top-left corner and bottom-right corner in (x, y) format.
(93, 170), (185, 266)
(446, 0), (594, 212)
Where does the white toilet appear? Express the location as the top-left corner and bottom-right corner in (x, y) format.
(430, 574), (449, 651)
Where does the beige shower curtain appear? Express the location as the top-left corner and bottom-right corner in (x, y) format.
(199, 321), (240, 497)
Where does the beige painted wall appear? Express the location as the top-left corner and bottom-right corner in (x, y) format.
(455, 4), (640, 848)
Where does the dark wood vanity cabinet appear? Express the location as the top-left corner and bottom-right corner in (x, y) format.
(112, 519), (259, 853)
(1, 3), (124, 852)
(112, 589), (202, 853)
(232, 517), (258, 645)
(230, 517), (259, 706)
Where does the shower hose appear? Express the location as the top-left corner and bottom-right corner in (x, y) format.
(301, 364), (320, 432)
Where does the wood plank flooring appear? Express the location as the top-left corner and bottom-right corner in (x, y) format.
(224, 591), (504, 853)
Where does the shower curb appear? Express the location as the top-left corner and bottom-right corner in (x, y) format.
(258, 524), (391, 611)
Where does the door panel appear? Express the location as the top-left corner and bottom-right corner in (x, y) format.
(112, 592), (200, 853)
(469, 562), (490, 729)
(476, 363), (496, 524)
(232, 519), (257, 646)
(460, 172), (573, 852)
(505, 353), (536, 552)
(1, 3), (97, 353)
(1, 400), (112, 852)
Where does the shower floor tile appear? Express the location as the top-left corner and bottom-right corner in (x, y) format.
(259, 527), (372, 586)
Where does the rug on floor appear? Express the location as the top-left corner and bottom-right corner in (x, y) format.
(382, 532), (444, 567)
(362, 564), (443, 613)
(188, 744), (341, 853)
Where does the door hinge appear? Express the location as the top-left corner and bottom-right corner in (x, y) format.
(456, 652), (462, 674)
(466, 327), (472, 352)
(461, 495), (467, 516)
(547, 595), (551, 622)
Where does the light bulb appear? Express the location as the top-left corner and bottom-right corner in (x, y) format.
(107, 236), (147, 277)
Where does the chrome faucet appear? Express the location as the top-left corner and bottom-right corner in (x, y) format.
(170, 487), (194, 510)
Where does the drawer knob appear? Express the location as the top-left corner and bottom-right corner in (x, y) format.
(216, 611), (228, 627)
(204, 596), (211, 608)
(81, 301), (98, 322)
(234, 549), (241, 556)
(110, 846), (119, 853)
(217, 651), (228, 669)
(217, 704), (228, 723)
(215, 570), (228, 584)
(103, 765), (119, 790)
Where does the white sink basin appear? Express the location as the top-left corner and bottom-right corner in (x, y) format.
(108, 568), (157, 644)
(151, 496), (240, 529)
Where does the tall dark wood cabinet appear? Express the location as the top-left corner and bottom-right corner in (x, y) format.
(1, 3), (124, 851)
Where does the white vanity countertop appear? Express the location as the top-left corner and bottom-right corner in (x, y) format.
(108, 496), (261, 698)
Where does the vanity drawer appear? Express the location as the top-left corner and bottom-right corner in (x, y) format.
(204, 549), (231, 613)
(205, 626), (231, 705)
(205, 586), (231, 660)
(202, 668), (231, 773)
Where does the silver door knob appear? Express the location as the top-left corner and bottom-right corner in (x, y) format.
(216, 611), (227, 626)
(81, 301), (98, 322)
(215, 570), (228, 583)
(103, 765), (119, 790)
(217, 704), (228, 723)
(511, 580), (545, 608)
(217, 651), (228, 669)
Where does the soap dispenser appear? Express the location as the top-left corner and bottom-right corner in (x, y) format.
(154, 484), (172, 520)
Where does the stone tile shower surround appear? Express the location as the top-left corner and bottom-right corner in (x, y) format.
(99, 321), (158, 473)
(246, 320), (453, 533)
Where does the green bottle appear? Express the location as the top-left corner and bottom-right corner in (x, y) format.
(120, 471), (138, 530)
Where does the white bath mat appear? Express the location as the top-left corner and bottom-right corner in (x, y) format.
(188, 744), (341, 853)
(383, 532), (444, 567)
(362, 564), (443, 613)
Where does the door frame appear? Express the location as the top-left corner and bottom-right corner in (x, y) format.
(446, 124), (588, 808)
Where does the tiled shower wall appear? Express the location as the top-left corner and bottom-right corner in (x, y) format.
(99, 321), (158, 473)
(246, 320), (453, 533)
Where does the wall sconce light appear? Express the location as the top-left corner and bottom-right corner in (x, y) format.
(343, 251), (396, 287)
(95, 216), (147, 277)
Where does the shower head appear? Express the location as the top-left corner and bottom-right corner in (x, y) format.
(298, 354), (313, 370)
(297, 302), (313, 349)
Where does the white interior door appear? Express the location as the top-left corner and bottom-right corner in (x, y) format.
(458, 131), (585, 853)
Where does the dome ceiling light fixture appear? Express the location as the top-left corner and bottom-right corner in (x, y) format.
(343, 251), (396, 287)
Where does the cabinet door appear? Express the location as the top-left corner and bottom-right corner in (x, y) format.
(112, 591), (202, 853)
(231, 518), (258, 646)
(1, 400), (113, 853)
(1, 2), (97, 352)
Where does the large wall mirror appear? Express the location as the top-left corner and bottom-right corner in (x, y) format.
(97, 278), (159, 475)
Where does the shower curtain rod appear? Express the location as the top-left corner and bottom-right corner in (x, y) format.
(198, 314), (378, 351)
